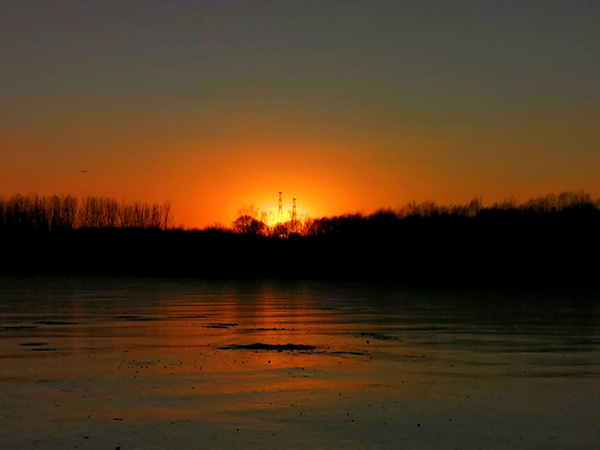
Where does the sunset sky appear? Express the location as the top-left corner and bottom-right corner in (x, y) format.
(2, 0), (599, 228)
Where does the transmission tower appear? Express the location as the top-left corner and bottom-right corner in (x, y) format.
(277, 192), (283, 222)
(292, 198), (297, 223)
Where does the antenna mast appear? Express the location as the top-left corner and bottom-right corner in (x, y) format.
(292, 198), (297, 223)
(277, 192), (283, 222)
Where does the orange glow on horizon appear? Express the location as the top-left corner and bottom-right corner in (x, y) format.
(2, 2), (600, 230)
(3, 117), (600, 230)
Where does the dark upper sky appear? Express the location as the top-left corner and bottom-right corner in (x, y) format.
(2, 0), (599, 226)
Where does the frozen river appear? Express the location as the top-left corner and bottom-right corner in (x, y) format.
(0, 276), (599, 449)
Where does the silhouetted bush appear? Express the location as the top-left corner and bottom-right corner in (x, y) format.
(231, 214), (269, 235)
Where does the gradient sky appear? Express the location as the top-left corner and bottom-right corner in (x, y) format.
(2, 0), (599, 227)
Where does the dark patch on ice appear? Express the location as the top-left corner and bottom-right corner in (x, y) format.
(254, 327), (288, 331)
(0, 326), (38, 331)
(205, 323), (238, 329)
(220, 343), (316, 352)
(30, 348), (57, 352)
(354, 332), (400, 341)
(20, 342), (48, 347)
(169, 315), (207, 319)
(115, 315), (161, 322)
(329, 351), (367, 356)
(36, 321), (79, 325)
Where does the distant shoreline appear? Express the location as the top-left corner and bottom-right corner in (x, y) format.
(1, 217), (597, 286)
(2, 191), (598, 286)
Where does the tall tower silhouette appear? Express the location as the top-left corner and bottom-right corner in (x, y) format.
(291, 198), (298, 232)
(277, 192), (283, 222)
(292, 198), (297, 222)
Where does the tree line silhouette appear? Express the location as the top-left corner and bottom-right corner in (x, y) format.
(1, 191), (598, 285)
(0, 193), (172, 231)
(228, 190), (599, 238)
